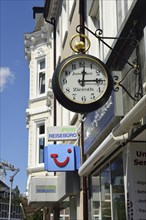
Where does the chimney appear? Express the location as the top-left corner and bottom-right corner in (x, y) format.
(33, 7), (44, 24)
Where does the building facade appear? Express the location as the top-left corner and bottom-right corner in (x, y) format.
(0, 181), (23, 220)
(25, 0), (146, 219)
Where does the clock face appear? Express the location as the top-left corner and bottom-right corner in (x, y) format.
(52, 54), (113, 113)
(59, 56), (108, 104)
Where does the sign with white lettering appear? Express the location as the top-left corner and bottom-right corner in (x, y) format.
(48, 126), (78, 141)
(84, 87), (123, 153)
(126, 142), (146, 220)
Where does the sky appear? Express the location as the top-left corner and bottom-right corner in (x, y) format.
(0, 0), (44, 193)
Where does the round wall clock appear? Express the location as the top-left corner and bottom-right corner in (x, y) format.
(52, 54), (113, 113)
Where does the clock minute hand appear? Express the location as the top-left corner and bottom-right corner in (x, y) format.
(80, 79), (105, 84)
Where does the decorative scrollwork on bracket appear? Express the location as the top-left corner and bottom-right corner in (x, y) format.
(76, 24), (143, 102)
(76, 22), (142, 101)
(95, 29), (103, 37)
(113, 63), (142, 102)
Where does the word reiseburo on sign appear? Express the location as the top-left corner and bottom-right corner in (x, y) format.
(49, 133), (77, 139)
(48, 126), (78, 141)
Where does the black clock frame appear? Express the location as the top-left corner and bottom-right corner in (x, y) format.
(52, 54), (113, 113)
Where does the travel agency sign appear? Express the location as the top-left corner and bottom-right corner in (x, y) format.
(48, 126), (78, 141)
(45, 126), (80, 172)
(44, 144), (80, 172)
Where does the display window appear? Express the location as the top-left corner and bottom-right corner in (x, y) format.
(89, 153), (126, 220)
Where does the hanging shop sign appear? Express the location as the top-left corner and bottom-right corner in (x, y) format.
(48, 126), (78, 141)
(126, 142), (146, 220)
(44, 144), (80, 172)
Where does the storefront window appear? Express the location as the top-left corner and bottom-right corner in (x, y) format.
(111, 155), (126, 220)
(92, 175), (100, 220)
(101, 166), (111, 220)
(89, 153), (126, 220)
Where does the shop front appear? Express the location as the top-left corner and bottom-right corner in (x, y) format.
(87, 139), (146, 220)
(79, 94), (146, 220)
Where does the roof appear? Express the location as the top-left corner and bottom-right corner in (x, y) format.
(0, 180), (9, 189)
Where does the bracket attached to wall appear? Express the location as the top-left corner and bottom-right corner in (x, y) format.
(76, 24), (143, 101)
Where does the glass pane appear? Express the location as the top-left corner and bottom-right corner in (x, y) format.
(39, 138), (44, 163)
(39, 72), (45, 94)
(40, 60), (45, 69)
(39, 125), (45, 134)
(92, 175), (100, 220)
(101, 165), (111, 220)
(111, 154), (126, 220)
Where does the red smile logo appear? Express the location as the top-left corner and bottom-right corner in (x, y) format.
(50, 148), (72, 167)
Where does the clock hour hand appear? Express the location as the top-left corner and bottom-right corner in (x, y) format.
(78, 66), (86, 87)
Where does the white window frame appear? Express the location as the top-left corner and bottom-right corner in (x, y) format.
(116, 0), (134, 31)
(35, 120), (46, 165)
(61, 0), (68, 48)
(68, 0), (76, 22)
(36, 57), (46, 97)
(87, 0), (101, 59)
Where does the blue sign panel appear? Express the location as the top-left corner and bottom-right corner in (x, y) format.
(84, 94), (114, 153)
(74, 146), (80, 170)
(44, 144), (80, 172)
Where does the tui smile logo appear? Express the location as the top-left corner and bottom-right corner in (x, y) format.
(44, 144), (80, 171)
(50, 148), (72, 167)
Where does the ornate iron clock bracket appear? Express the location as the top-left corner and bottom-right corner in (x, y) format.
(76, 25), (143, 101)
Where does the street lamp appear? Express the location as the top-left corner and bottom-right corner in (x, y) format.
(8, 168), (20, 220)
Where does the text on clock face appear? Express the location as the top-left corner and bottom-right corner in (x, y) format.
(52, 54), (113, 112)
(59, 60), (108, 103)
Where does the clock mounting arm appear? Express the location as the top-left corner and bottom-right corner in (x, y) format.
(75, 25), (142, 102)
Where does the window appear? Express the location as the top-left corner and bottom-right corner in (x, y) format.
(91, 175), (100, 220)
(61, 0), (68, 47)
(89, 153), (126, 220)
(101, 165), (111, 219)
(111, 155), (126, 220)
(37, 59), (46, 95)
(116, 0), (134, 30)
(69, 0), (76, 22)
(89, 0), (100, 29)
(88, 0), (101, 59)
(37, 123), (45, 163)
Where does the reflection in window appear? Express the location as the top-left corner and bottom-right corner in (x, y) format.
(89, 153), (126, 220)
(37, 59), (46, 95)
(39, 72), (45, 94)
(62, 0), (68, 43)
(101, 166), (111, 220)
(92, 175), (100, 220)
(39, 138), (45, 163)
(111, 155), (126, 220)
(40, 60), (45, 69)
(116, 0), (134, 30)
(37, 123), (45, 163)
